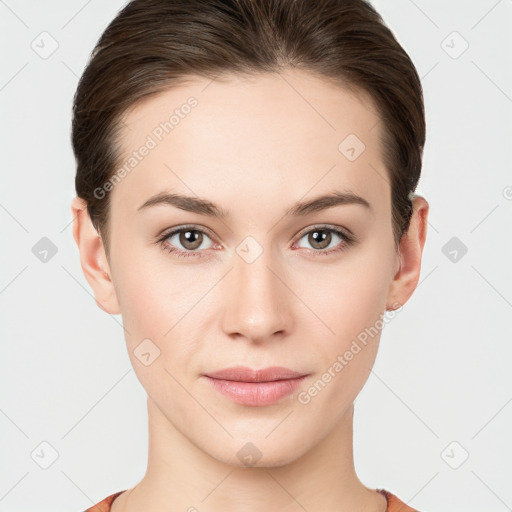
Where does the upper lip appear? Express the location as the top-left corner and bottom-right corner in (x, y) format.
(204, 366), (308, 382)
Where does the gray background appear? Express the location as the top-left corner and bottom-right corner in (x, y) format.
(1, 1), (511, 511)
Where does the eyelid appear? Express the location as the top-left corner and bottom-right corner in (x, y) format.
(293, 223), (355, 243)
(156, 222), (356, 258)
(157, 224), (218, 244)
(157, 223), (354, 244)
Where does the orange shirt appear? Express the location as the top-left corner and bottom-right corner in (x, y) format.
(83, 488), (419, 511)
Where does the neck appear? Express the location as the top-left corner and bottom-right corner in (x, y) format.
(116, 398), (386, 512)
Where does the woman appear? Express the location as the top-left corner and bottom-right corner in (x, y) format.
(71, 0), (429, 510)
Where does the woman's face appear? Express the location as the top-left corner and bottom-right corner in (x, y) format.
(104, 70), (403, 466)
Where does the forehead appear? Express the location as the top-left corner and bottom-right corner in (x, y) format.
(110, 69), (388, 220)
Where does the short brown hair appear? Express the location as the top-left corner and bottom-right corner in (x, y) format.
(72, 0), (425, 259)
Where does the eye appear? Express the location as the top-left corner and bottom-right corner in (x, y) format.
(156, 224), (355, 260)
(293, 225), (354, 256)
(157, 225), (216, 259)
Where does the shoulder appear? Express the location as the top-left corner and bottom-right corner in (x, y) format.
(82, 490), (126, 512)
(377, 488), (421, 512)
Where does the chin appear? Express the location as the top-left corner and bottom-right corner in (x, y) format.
(206, 434), (309, 469)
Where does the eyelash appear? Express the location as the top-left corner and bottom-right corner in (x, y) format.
(156, 224), (355, 260)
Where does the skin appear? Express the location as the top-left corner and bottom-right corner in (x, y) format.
(71, 69), (428, 512)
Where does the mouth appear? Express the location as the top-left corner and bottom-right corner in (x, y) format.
(202, 366), (309, 406)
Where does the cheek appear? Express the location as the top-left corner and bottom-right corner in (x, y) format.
(114, 244), (205, 334)
(112, 255), (211, 379)
(302, 253), (393, 347)
(294, 271), (389, 414)
(114, 276), (187, 405)
(296, 247), (394, 390)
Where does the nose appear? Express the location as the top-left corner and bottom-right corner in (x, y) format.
(220, 243), (293, 344)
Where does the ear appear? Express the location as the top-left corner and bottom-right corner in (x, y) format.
(70, 196), (121, 315)
(386, 195), (429, 310)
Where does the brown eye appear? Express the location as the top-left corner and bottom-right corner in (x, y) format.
(178, 229), (203, 250)
(295, 226), (352, 255)
(159, 227), (214, 256)
(307, 229), (332, 250)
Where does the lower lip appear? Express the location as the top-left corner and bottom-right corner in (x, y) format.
(204, 376), (307, 406)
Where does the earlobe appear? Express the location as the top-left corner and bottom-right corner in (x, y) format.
(70, 196), (121, 315)
(386, 195), (429, 310)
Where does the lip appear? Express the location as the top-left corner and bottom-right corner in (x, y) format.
(203, 366), (309, 406)
(204, 365), (307, 382)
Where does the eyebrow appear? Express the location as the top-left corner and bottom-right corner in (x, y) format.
(137, 190), (371, 218)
